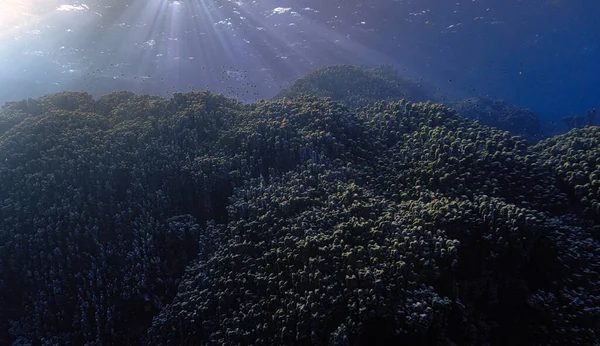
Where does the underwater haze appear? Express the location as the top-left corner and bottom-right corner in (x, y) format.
(1, 0), (599, 119)
(1, 0), (600, 345)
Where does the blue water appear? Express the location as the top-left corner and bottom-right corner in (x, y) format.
(0, 0), (598, 123)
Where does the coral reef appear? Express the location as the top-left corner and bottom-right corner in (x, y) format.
(0, 88), (598, 345)
(275, 64), (431, 109)
(534, 126), (600, 221)
(448, 97), (546, 143)
(275, 65), (547, 143)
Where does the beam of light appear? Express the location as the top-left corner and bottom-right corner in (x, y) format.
(84, 0), (233, 96)
(0, 0), (440, 104)
(221, 2), (401, 93)
(0, 0), (73, 38)
(0, 0), (39, 39)
(83, 0), (409, 101)
(0, 0), (106, 102)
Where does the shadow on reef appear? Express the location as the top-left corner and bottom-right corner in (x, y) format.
(0, 85), (599, 345)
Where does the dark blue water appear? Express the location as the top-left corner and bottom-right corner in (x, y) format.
(0, 0), (598, 123)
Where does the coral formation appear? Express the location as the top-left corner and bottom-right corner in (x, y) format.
(0, 86), (598, 345)
(448, 97), (546, 143)
(276, 65), (547, 143)
(275, 64), (431, 109)
(534, 126), (600, 221)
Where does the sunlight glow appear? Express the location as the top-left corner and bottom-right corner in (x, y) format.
(0, 0), (38, 36)
(0, 0), (79, 38)
(0, 0), (405, 103)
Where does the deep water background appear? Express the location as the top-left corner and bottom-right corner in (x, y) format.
(0, 0), (599, 126)
(378, 0), (600, 123)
